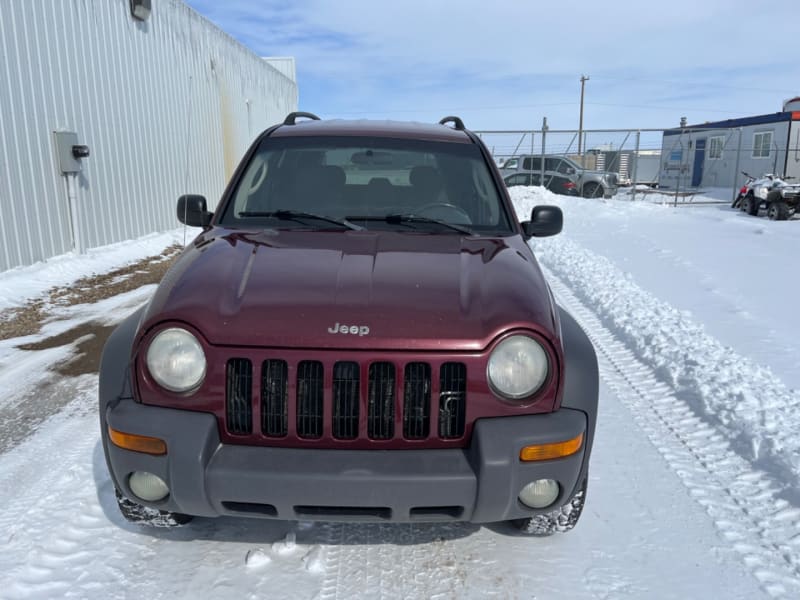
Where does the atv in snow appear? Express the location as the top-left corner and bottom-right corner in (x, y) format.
(734, 172), (800, 220)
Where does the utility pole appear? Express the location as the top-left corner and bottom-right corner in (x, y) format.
(578, 74), (589, 157)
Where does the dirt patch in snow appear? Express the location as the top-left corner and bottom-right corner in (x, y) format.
(0, 244), (182, 342)
(18, 321), (118, 377)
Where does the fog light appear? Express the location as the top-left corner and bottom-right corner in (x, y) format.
(128, 471), (169, 502)
(519, 479), (560, 509)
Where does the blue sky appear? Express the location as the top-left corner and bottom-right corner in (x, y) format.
(185, 0), (799, 133)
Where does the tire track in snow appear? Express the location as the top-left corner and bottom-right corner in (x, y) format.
(513, 190), (800, 492)
(543, 266), (800, 598)
(318, 522), (468, 600)
(0, 399), (133, 598)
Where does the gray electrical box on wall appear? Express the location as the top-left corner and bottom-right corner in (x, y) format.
(53, 130), (87, 174)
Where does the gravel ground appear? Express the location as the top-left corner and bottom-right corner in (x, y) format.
(0, 244), (183, 453)
(0, 244), (182, 342)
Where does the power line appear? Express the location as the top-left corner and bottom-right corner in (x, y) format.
(586, 101), (744, 115)
(326, 101), (577, 116)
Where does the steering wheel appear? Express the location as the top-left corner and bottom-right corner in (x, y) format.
(415, 203), (472, 225)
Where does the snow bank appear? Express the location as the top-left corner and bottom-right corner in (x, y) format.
(511, 186), (800, 490)
(0, 227), (199, 312)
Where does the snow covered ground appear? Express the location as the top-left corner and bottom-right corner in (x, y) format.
(1, 190), (799, 598)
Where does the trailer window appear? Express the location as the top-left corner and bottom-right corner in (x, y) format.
(752, 131), (772, 159)
(708, 136), (725, 160)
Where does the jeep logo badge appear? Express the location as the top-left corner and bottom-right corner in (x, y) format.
(328, 322), (370, 336)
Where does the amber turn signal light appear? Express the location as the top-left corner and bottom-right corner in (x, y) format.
(519, 432), (584, 462)
(108, 427), (167, 455)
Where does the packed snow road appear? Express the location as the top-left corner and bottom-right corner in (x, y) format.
(1, 191), (798, 599)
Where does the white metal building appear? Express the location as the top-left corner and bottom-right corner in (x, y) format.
(658, 99), (800, 191)
(0, 0), (298, 272)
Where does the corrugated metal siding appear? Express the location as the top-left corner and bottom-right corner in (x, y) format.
(0, 0), (298, 272)
(263, 57), (296, 82)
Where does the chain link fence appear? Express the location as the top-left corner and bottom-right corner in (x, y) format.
(476, 119), (800, 204)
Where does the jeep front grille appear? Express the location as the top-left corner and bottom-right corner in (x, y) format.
(403, 362), (431, 439)
(368, 362), (395, 440)
(226, 358), (253, 435)
(438, 362), (466, 439)
(297, 361), (324, 439)
(332, 361), (359, 440)
(261, 359), (288, 437)
(223, 358), (467, 442)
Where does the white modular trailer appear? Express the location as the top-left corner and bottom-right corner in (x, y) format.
(591, 149), (662, 186)
(658, 103), (800, 191)
(0, 0), (298, 272)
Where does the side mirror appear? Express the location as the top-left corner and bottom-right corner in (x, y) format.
(177, 194), (212, 227)
(566, 167), (575, 175)
(521, 205), (563, 238)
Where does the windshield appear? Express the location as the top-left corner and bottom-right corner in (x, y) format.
(219, 136), (513, 235)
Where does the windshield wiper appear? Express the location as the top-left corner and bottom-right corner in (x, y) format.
(383, 214), (473, 235)
(238, 210), (362, 231)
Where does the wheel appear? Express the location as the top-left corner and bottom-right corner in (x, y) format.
(743, 194), (760, 216)
(414, 203), (472, 224)
(115, 488), (193, 527)
(731, 195), (742, 209)
(581, 183), (602, 199)
(767, 201), (790, 221)
(508, 478), (587, 536)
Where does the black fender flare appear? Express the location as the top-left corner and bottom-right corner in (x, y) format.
(98, 306), (145, 489)
(766, 190), (783, 204)
(557, 305), (599, 493)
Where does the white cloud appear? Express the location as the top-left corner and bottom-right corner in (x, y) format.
(185, 0), (800, 129)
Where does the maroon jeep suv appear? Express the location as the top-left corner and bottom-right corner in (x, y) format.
(99, 113), (598, 535)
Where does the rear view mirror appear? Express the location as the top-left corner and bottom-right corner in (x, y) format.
(177, 195), (212, 227)
(521, 205), (563, 238)
(351, 150), (394, 166)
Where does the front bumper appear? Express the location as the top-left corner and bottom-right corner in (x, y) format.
(104, 399), (588, 523)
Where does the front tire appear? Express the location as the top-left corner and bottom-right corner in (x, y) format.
(581, 183), (602, 199)
(767, 201), (789, 221)
(509, 478), (587, 536)
(743, 194), (760, 216)
(115, 488), (193, 527)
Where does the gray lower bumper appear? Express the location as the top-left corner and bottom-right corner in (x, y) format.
(104, 400), (588, 523)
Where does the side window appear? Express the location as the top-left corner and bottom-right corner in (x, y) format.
(506, 174), (525, 187)
(522, 157), (541, 171)
(752, 131), (772, 158)
(544, 158), (561, 172)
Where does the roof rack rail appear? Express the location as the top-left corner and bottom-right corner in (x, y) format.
(283, 111), (321, 125)
(439, 116), (465, 130)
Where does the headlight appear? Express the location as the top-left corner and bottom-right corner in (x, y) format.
(487, 335), (549, 400)
(146, 327), (206, 392)
(756, 186), (769, 199)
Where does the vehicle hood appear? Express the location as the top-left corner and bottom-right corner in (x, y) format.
(579, 169), (614, 179)
(141, 228), (558, 351)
